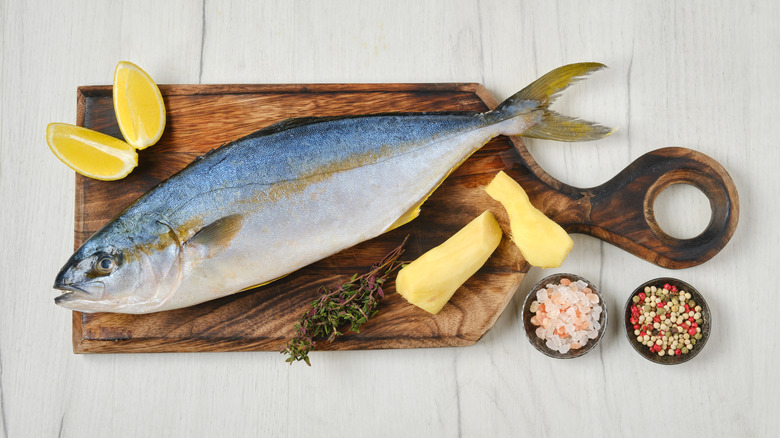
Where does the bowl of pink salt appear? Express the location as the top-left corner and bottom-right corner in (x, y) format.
(522, 273), (607, 359)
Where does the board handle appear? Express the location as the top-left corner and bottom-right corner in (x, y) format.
(539, 147), (739, 269)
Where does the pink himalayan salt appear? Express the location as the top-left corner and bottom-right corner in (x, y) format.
(530, 279), (602, 354)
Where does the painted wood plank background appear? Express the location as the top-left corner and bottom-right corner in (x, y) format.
(0, 0), (777, 436)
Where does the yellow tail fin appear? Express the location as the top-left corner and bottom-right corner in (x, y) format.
(490, 62), (615, 141)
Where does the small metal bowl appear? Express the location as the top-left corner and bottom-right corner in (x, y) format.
(624, 278), (711, 365)
(522, 273), (608, 359)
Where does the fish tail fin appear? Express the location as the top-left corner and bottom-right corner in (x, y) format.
(487, 62), (616, 141)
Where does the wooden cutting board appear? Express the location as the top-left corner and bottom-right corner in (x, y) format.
(70, 83), (739, 353)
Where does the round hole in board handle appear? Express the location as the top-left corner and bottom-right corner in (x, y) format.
(652, 183), (714, 240)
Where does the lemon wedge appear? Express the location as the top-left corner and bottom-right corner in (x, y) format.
(47, 123), (138, 181)
(113, 61), (166, 150)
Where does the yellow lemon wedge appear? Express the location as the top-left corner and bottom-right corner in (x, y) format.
(113, 61), (166, 150)
(47, 123), (138, 181)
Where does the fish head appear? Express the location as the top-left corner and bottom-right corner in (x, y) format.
(53, 218), (182, 313)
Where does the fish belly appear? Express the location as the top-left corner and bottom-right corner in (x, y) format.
(160, 118), (504, 311)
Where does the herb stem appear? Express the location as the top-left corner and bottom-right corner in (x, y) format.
(282, 237), (408, 365)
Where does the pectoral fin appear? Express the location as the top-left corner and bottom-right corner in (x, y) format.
(184, 214), (244, 258)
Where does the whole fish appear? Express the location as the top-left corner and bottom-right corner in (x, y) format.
(54, 62), (613, 313)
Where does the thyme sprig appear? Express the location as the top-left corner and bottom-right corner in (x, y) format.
(282, 237), (408, 365)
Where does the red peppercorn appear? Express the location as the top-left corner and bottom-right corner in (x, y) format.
(630, 317), (638, 324)
(657, 302), (664, 308)
(634, 324), (640, 330)
(684, 304), (690, 312)
(675, 349), (681, 356)
(664, 283), (671, 290)
(640, 331), (647, 337)
(653, 316), (661, 323)
(692, 322), (698, 328)
(671, 286), (678, 292)
(688, 328), (697, 336)
(638, 292), (646, 301)
(689, 316), (695, 322)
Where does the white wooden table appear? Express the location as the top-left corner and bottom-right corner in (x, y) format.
(1, 1), (777, 436)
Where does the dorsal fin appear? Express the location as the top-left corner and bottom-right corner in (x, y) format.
(241, 112), (481, 142)
(243, 116), (347, 140)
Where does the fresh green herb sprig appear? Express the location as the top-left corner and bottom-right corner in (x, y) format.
(282, 237), (408, 366)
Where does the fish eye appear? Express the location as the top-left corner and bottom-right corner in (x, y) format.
(94, 255), (117, 275)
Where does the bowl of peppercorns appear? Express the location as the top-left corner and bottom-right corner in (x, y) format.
(624, 278), (711, 364)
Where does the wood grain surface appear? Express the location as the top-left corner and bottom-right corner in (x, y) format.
(72, 83), (737, 353)
(73, 83), (528, 353)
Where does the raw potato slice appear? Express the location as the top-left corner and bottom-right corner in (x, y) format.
(485, 171), (573, 268)
(113, 61), (166, 149)
(46, 123), (138, 181)
(396, 211), (502, 314)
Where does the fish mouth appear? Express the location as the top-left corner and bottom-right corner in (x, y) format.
(53, 282), (95, 304)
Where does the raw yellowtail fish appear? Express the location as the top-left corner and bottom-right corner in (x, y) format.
(54, 63), (613, 313)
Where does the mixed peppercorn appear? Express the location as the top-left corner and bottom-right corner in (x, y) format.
(629, 283), (704, 357)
